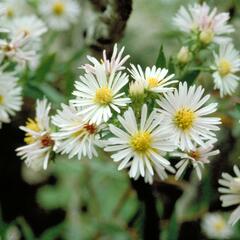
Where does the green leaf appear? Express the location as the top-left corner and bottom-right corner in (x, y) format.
(36, 83), (65, 104)
(168, 57), (175, 75)
(16, 217), (35, 240)
(236, 103), (240, 113)
(39, 223), (65, 240)
(180, 70), (199, 85)
(166, 213), (179, 240)
(34, 53), (56, 83)
(156, 45), (166, 68)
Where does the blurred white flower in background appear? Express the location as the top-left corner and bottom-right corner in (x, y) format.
(38, 0), (80, 31)
(0, 0), (29, 20)
(218, 165), (240, 225)
(16, 99), (54, 170)
(0, 72), (22, 128)
(174, 2), (234, 45)
(211, 43), (240, 97)
(201, 213), (234, 239)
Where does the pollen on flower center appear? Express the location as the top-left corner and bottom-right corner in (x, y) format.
(94, 87), (113, 105)
(213, 219), (225, 232)
(52, 1), (65, 16)
(218, 59), (231, 76)
(0, 95), (4, 104)
(6, 7), (14, 18)
(131, 131), (152, 153)
(174, 107), (196, 131)
(24, 118), (40, 144)
(41, 134), (54, 147)
(199, 29), (214, 44)
(147, 77), (159, 88)
(189, 150), (201, 160)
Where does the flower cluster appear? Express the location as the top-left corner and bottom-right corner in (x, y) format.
(174, 2), (240, 97)
(16, 45), (221, 183)
(0, 0), (81, 129)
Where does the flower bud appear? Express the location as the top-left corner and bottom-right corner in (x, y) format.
(177, 46), (191, 64)
(129, 81), (145, 97)
(200, 29), (214, 44)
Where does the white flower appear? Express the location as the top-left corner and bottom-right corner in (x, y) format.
(0, 72), (22, 128)
(82, 44), (130, 75)
(39, 0), (80, 31)
(104, 104), (177, 183)
(218, 165), (240, 225)
(52, 104), (103, 160)
(211, 43), (240, 97)
(174, 3), (234, 44)
(0, 0), (29, 19)
(0, 32), (37, 65)
(173, 141), (219, 180)
(128, 64), (177, 94)
(8, 15), (48, 41)
(16, 99), (54, 170)
(201, 213), (234, 239)
(71, 64), (130, 124)
(157, 82), (221, 151)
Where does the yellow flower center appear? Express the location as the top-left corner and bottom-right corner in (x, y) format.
(147, 77), (159, 88)
(213, 219), (225, 232)
(24, 118), (40, 145)
(6, 7), (14, 18)
(199, 29), (214, 44)
(218, 59), (232, 76)
(174, 107), (196, 131)
(52, 1), (65, 16)
(94, 87), (113, 105)
(131, 131), (152, 153)
(0, 95), (4, 104)
(230, 177), (240, 193)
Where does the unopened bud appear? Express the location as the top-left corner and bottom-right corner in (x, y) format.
(177, 46), (191, 64)
(199, 29), (214, 44)
(129, 81), (145, 97)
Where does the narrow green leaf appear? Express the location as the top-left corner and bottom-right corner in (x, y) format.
(34, 53), (56, 83)
(168, 57), (175, 75)
(167, 213), (179, 240)
(39, 223), (65, 240)
(156, 45), (166, 68)
(236, 103), (240, 113)
(16, 217), (35, 240)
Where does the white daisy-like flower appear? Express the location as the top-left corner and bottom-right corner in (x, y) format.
(0, 0), (29, 19)
(201, 213), (234, 239)
(157, 82), (221, 151)
(173, 2), (234, 44)
(71, 64), (130, 124)
(0, 72), (22, 128)
(128, 65), (177, 94)
(52, 103), (103, 160)
(173, 141), (219, 180)
(39, 0), (80, 31)
(82, 44), (130, 75)
(8, 15), (48, 41)
(211, 43), (240, 97)
(218, 165), (240, 225)
(16, 99), (54, 170)
(104, 104), (177, 183)
(0, 32), (37, 65)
